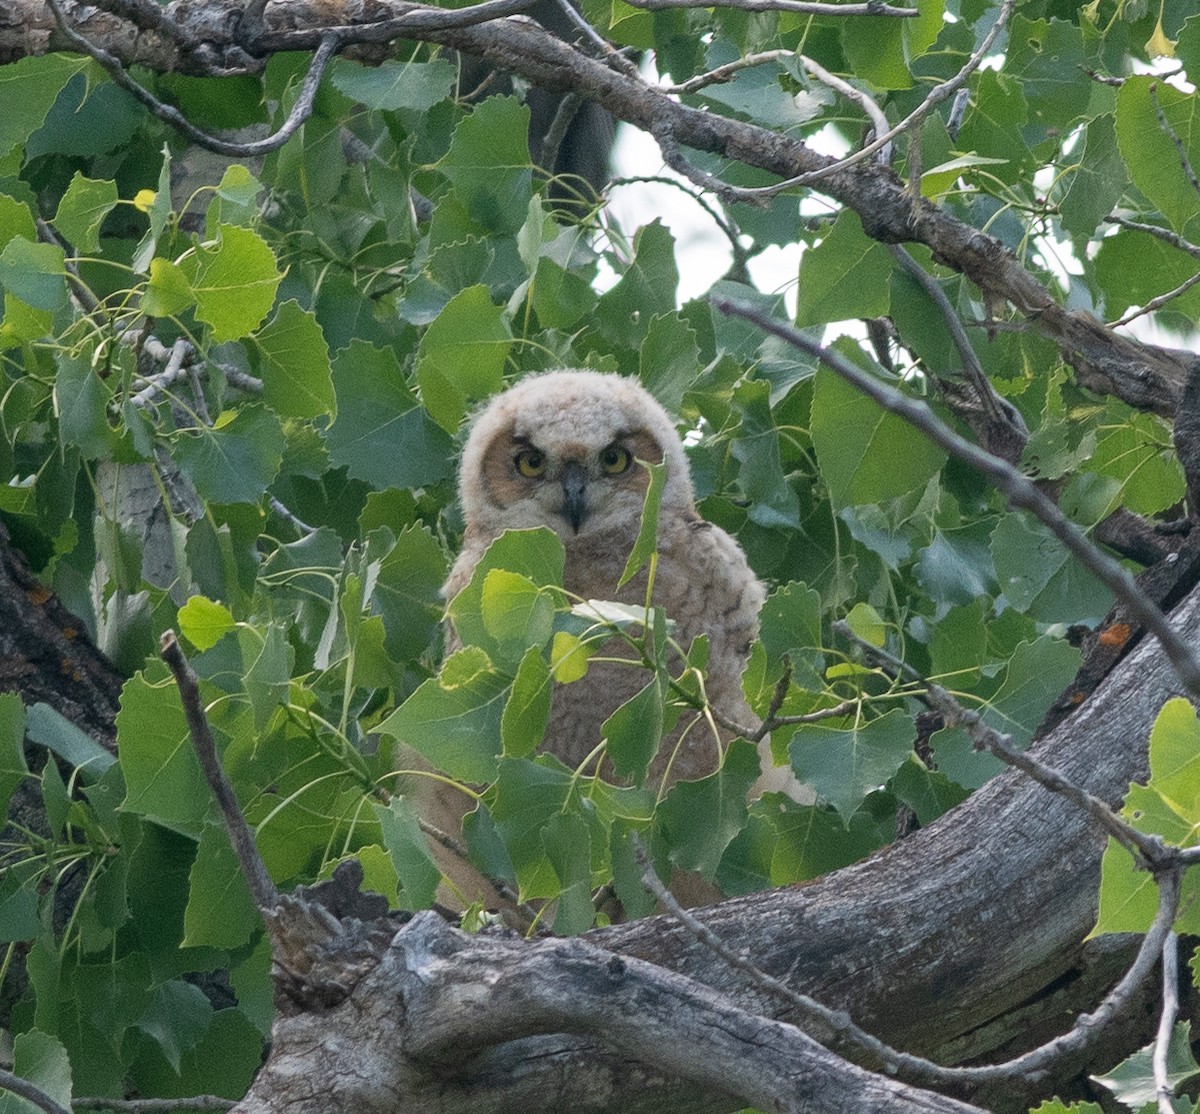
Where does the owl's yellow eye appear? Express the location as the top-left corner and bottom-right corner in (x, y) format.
(515, 448), (546, 477)
(599, 444), (632, 475)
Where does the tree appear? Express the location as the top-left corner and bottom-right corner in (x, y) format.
(1, 0), (1199, 1111)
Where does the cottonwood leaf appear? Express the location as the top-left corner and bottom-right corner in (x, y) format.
(250, 299), (334, 419)
(177, 595), (236, 651)
(374, 797), (440, 911)
(181, 224), (281, 342)
(174, 404), (285, 506)
(788, 708), (915, 821)
(325, 340), (454, 489)
(797, 211), (891, 325)
(53, 172), (118, 253)
(183, 823), (257, 949)
(502, 648), (552, 758)
(811, 361), (946, 508)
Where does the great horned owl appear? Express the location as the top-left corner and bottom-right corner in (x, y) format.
(443, 369), (766, 786)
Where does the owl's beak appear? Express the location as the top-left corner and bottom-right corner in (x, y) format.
(561, 460), (588, 532)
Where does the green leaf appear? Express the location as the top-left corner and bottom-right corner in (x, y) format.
(183, 823), (258, 949)
(251, 299), (335, 419)
(657, 738), (758, 877)
(768, 799), (892, 884)
(372, 524), (448, 662)
(796, 211), (892, 326)
(1117, 76), (1200, 237)
(178, 595), (236, 651)
(639, 312), (700, 413)
(416, 285), (512, 433)
(181, 224), (282, 342)
(603, 677), (663, 785)
(25, 702), (115, 776)
(439, 96), (532, 234)
(1083, 410), (1184, 517)
(446, 528), (565, 666)
(0, 54), (89, 160)
(374, 797), (441, 910)
(481, 568), (556, 649)
(174, 403), (286, 505)
(52, 172), (118, 253)
(757, 581), (823, 677)
(117, 669), (212, 838)
(142, 257), (195, 318)
(1092, 1022), (1200, 1108)
(134, 981), (213, 1075)
(730, 377), (802, 528)
(326, 340), (454, 490)
(0, 693), (27, 823)
(241, 624), (293, 730)
(595, 220), (679, 347)
(0, 236), (67, 311)
(544, 811), (595, 934)
(788, 708), (915, 821)
(550, 630), (592, 683)
(331, 58), (455, 111)
(991, 512), (1112, 622)
(55, 350), (114, 459)
(1061, 116), (1128, 248)
(845, 601), (885, 647)
(10, 1030), (72, 1112)
(811, 361), (947, 508)
(618, 460), (666, 588)
(377, 650), (508, 783)
(502, 647), (553, 758)
(1148, 697), (1200, 814)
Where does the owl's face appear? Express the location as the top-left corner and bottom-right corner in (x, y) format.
(458, 371), (695, 546)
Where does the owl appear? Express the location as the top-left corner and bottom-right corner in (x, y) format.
(442, 369), (769, 787)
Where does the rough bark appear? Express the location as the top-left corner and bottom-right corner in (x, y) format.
(4, 0), (1197, 421)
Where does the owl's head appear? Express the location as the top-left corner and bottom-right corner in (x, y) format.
(458, 370), (695, 544)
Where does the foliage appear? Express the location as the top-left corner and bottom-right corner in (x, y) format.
(0, 0), (1199, 1105)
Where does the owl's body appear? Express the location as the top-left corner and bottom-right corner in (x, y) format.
(443, 370), (765, 784)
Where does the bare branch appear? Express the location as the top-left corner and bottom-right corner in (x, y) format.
(730, 0), (1016, 197)
(714, 297), (1200, 697)
(0, 1070), (72, 1114)
(638, 779), (1185, 1093)
(44, 0), (342, 157)
(160, 630), (280, 914)
(665, 49), (793, 95)
(74, 1097), (235, 1112)
(397, 912), (987, 1114)
(1110, 269), (1200, 329)
(799, 54), (891, 164)
(1154, 931), (1180, 1114)
(889, 244), (1028, 460)
(1105, 215), (1200, 259)
(622, 0), (917, 14)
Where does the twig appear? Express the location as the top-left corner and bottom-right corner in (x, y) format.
(416, 817), (539, 927)
(729, 0), (1016, 198)
(1154, 931), (1180, 1114)
(713, 297), (1200, 698)
(1110, 269), (1200, 329)
(538, 90), (586, 172)
(799, 55), (891, 165)
(45, 0), (341, 157)
(268, 496), (316, 537)
(622, 0), (917, 14)
(1105, 215), (1200, 259)
(265, 0), (544, 40)
(832, 619), (1174, 870)
(1150, 84), (1200, 203)
(130, 339), (195, 409)
(0, 1070), (71, 1114)
(74, 1097), (235, 1112)
(218, 363), (265, 394)
(608, 173), (748, 273)
(160, 630), (279, 914)
(888, 244), (1028, 459)
(666, 49), (793, 95)
(551, 0), (641, 77)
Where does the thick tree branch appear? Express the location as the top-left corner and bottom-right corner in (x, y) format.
(6, 0), (1190, 418)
